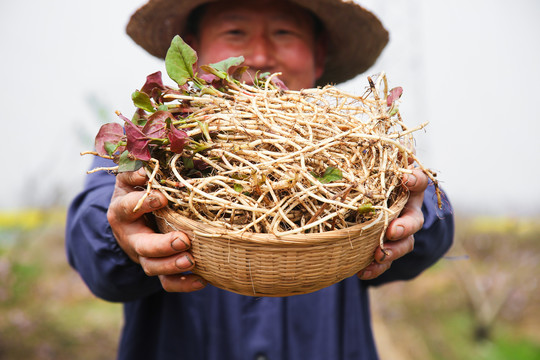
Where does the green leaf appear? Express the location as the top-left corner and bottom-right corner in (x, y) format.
(231, 65), (249, 81)
(234, 183), (244, 193)
(231, 173), (249, 180)
(201, 56), (244, 80)
(157, 104), (169, 111)
(104, 141), (118, 156)
(388, 105), (399, 117)
(117, 151), (143, 172)
(200, 65), (224, 80)
(196, 120), (211, 141)
(253, 71), (272, 87)
(258, 72), (271, 79)
(190, 142), (211, 153)
(132, 91), (155, 112)
(182, 156), (194, 169)
(317, 167), (343, 184)
(199, 86), (221, 96)
(165, 35), (197, 86)
(213, 56), (245, 73)
(358, 202), (375, 214)
(132, 111), (146, 126)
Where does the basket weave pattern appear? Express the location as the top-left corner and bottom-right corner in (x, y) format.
(155, 191), (407, 297)
(83, 52), (440, 296)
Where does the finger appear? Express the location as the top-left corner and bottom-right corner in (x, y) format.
(373, 235), (415, 264)
(108, 221), (187, 266)
(107, 192), (172, 264)
(140, 251), (196, 276)
(116, 167), (148, 188)
(402, 168), (429, 193)
(159, 273), (207, 292)
(386, 170), (427, 241)
(357, 261), (392, 280)
(131, 231), (190, 258)
(386, 204), (424, 241)
(108, 190), (167, 224)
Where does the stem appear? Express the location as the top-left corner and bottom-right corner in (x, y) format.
(87, 71), (442, 232)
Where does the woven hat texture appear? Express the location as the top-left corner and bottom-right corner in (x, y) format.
(126, 0), (389, 86)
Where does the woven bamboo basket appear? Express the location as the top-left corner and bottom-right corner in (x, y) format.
(154, 190), (408, 297)
(85, 39), (442, 297)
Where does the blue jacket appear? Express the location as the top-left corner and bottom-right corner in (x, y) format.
(66, 156), (454, 360)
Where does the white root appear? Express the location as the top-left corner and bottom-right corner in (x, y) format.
(85, 73), (440, 234)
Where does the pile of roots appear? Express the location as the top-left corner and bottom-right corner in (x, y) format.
(135, 73), (439, 236)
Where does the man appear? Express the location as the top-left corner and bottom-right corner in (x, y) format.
(66, 0), (454, 359)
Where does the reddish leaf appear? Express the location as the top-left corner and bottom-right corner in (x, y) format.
(124, 119), (151, 161)
(168, 125), (189, 154)
(193, 159), (210, 171)
(141, 71), (166, 102)
(387, 87), (403, 107)
(115, 111), (131, 123)
(199, 73), (219, 83)
(231, 66), (249, 81)
(199, 73), (227, 90)
(159, 88), (184, 103)
(95, 123), (125, 156)
(271, 76), (288, 90)
(142, 110), (171, 139)
(141, 71), (164, 92)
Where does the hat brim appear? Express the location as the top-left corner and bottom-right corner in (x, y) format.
(126, 0), (388, 86)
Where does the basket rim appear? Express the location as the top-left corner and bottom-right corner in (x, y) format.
(154, 189), (409, 246)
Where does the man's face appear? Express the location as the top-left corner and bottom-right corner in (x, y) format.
(189, 0), (325, 90)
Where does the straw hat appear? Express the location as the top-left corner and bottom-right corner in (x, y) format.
(126, 0), (388, 86)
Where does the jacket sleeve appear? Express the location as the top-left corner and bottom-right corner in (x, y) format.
(365, 182), (455, 287)
(65, 156), (162, 302)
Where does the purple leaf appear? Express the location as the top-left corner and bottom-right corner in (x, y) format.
(193, 159), (209, 171)
(198, 73), (227, 90)
(141, 71), (166, 102)
(95, 123), (125, 156)
(159, 88), (184, 103)
(141, 71), (164, 93)
(115, 111), (131, 123)
(142, 110), (171, 139)
(387, 87), (403, 107)
(124, 119), (151, 161)
(231, 66), (249, 81)
(199, 73), (219, 84)
(168, 124), (189, 154)
(271, 76), (288, 90)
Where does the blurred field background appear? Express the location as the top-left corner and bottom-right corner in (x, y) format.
(1, 210), (539, 359)
(1, 0), (540, 358)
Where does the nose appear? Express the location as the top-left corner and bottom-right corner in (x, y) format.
(244, 35), (276, 73)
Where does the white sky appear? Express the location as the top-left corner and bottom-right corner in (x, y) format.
(1, 0), (539, 215)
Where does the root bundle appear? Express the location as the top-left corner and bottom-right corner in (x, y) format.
(132, 73), (439, 236)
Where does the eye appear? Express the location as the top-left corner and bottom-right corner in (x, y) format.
(274, 28), (295, 36)
(225, 28), (246, 36)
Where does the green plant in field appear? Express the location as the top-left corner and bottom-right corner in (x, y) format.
(0, 218), (122, 359)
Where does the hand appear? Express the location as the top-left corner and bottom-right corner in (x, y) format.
(107, 167), (207, 292)
(357, 168), (428, 280)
